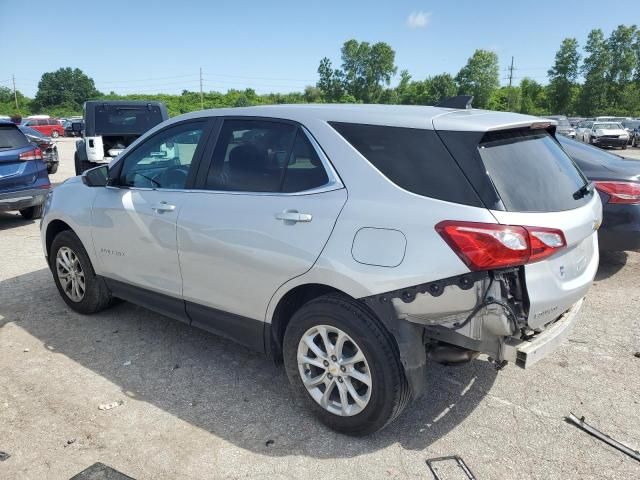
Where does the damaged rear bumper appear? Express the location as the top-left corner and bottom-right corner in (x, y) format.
(502, 298), (583, 368)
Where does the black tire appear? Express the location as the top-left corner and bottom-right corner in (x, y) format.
(48, 163), (58, 175)
(74, 153), (94, 176)
(51, 130), (59, 138)
(19, 204), (43, 220)
(50, 230), (113, 314)
(283, 294), (411, 436)
(622, 144), (627, 150)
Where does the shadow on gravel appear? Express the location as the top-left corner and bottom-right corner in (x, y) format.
(0, 212), (35, 231)
(0, 268), (496, 458)
(595, 251), (628, 281)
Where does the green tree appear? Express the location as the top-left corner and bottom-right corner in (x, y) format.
(454, 49), (500, 109)
(316, 39), (396, 103)
(429, 73), (457, 104)
(518, 78), (547, 115)
(33, 67), (101, 112)
(605, 25), (638, 111)
(578, 29), (610, 116)
(547, 38), (581, 114)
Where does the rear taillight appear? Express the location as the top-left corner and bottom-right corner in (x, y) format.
(436, 221), (567, 271)
(19, 147), (43, 161)
(594, 181), (640, 205)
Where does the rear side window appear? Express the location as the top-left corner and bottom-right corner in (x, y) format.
(205, 120), (330, 193)
(329, 122), (482, 206)
(477, 130), (589, 212)
(0, 125), (30, 149)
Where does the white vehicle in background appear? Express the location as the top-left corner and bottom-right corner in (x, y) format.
(42, 103), (602, 435)
(579, 121), (629, 149)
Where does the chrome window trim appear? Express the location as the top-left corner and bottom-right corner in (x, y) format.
(111, 122), (345, 197)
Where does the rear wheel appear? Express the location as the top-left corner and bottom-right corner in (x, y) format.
(19, 204), (43, 220)
(50, 230), (113, 314)
(283, 294), (411, 436)
(48, 163), (58, 174)
(51, 130), (59, 138)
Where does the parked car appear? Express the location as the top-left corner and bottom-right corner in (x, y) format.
(621, 120), (640, 146)
(557, 135), (640, 251)
(18, 125), (59, 174)
(577, 121), (628, 149)
(545, 115), (576, 138)
(42, 105), (601, 435)
(64, 119), (83, 137)
(74, 101), (168, 174)
(0, 120), (50, 219)
(21, 117), (64, 138)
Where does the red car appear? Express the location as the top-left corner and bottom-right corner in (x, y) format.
(20, 117), (64, 138)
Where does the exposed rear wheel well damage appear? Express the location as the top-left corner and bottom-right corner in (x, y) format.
(45, 220), (73, 259)
(270, 283), (342, 360)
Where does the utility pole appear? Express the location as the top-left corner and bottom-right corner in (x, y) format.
(12, 74), (19, 110)
(507, 56), (515, 88)
(507, 56), (515, 111)
(199, 67), (204, 110)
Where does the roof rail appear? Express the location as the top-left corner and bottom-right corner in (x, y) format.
(435, 95), (474, 109)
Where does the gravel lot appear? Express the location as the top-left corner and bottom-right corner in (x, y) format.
(1, 137), (639, 480)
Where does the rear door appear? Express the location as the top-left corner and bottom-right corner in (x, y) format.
(177, 118), (347, 347)
(0, 124), (40, 191)
(436, 124), (601, 329)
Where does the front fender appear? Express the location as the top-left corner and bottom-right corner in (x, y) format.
(41, 178), (99, 269)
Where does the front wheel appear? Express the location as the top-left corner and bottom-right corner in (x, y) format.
(50, 230), (113, 314)
(283, 294), (411, 436)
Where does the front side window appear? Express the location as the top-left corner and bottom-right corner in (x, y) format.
(205, 119), (329, 193)
(119, 121), (205, 189)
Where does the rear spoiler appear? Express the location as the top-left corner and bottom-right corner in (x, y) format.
(436, 95), (474, 109)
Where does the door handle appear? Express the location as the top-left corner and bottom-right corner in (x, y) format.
(151, 202), (176, 213)
(275, 210), (313, 223)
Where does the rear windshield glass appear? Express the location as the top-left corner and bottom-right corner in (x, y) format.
(0, 125), (30, 149)
(95, 106), (164, 135)
(329, 122), (482, 206)
(478, 130), (590, 212)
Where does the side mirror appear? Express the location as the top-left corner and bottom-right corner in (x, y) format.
(71, 122), (83, 133)
(81, 165), (109, 187)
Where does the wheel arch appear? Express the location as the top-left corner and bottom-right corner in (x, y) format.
(45, 219), (74, 260)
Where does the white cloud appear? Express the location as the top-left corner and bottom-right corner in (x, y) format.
(406, 11), (431, 29)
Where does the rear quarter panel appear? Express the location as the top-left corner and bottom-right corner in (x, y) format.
(266, 119), (495, 322)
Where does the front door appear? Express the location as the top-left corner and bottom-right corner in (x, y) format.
(177, 119), (347, 348)
(91, 120), (209, 308)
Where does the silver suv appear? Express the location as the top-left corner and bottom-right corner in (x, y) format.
(41, 105), (602, 435)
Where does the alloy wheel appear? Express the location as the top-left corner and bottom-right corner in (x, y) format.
(297, 325), (372, 416)
(56, 246), (86, 302)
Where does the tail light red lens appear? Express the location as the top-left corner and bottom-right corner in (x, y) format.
(594, 181), (640, 205)
(19, 147), (43, 161)
(436, 221), (567, 271)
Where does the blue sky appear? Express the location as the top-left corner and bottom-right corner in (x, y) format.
(0, 1), (634, 97)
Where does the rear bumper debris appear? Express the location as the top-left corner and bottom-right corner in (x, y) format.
(502, 299), (583, 368)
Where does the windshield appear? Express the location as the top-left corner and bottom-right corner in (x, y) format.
(0, 125), (30, 149)
(594, 123), (622, 130)
(94, 106), (164, 135)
